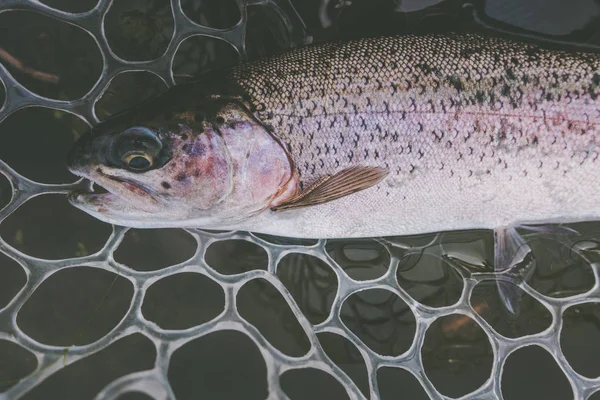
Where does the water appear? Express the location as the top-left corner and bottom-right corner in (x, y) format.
(0, 0), (600, 399)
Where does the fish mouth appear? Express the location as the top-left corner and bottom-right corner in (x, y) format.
(100, 171), (158, 201)
(67, 168), (159, 206)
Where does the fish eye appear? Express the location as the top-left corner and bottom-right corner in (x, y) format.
(123, 153), (153, 171)
(109, 126), (163, 171)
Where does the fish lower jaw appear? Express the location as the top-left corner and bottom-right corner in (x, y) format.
(67, 190), (120, 208)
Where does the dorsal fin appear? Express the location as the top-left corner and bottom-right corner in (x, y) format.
(271, 166), (389, 211)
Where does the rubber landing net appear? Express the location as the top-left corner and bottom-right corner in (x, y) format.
(1, 0), (600, 399)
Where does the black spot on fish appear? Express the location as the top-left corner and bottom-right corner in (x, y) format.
(416, 63), (432, 75)
(161, 181), (171, 189)
(175, 172), (188, 181)
(501, 84), (511, 97)
(447, 76), (463, 91)
(460, 47), (478, 58)
(215, 116), (225, 124)
(475, 91), (486, 104)
(181, 134), (188, 141)
(593, 73), (600, 86)
(506, 68), (516, 81)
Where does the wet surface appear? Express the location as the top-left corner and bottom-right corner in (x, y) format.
(237, 278), (311, 357)
(0, 80), (5, 109)
(0, 11), (102, 100)
(114, 228), (197, 271)
(142, 272), (224, 330)
(0, 108), (87, 184)
(422, 314), (493, 398)
(204, 239), (268, 274)
(0, 340), (36, 392)
(168, 330), (268, 400)
(17, 267), (132, 346)
(104, 0), (174, 62)
(526, 229), (597, 299)
(561, 302), (600, 379)
(0, 252), (25, 309)
(280, 368), (350, 400)
(252, 233), (318, 246)
(172, 35), (240, 84)
(94, 72), (167, 121)
(180, 0), (242, 29)
(278, 252), (338, 324)
(377, 367), (429, 400)
(116, 392), (154, 400)
(395, 236), (466, 308)
(341, 289), (416, 357)
(0, 173), (11, 210)
(0, 194), (112, 260)
(22, 334), (155, 400)
(326, 239), (390, 281)
(317, 332), (370, 397)
(1, 0), (600, 399)
(471, 280), (552, 338)
(38, 0), (99, 13)
(501, 345), (572, 400)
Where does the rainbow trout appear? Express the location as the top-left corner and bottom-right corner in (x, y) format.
(67, 33), (600, 239)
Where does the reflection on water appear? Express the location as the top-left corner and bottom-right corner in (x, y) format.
(1, 0), (600, 399)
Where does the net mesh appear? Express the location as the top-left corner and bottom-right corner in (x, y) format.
(1, 1), (600, 399)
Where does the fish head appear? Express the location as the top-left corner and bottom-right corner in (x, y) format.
(67, 91), (297, 228)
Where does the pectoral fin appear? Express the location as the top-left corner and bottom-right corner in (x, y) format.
(271, 166), (388, 211)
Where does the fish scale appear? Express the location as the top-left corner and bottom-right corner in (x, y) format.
(230, 34), (600, 190)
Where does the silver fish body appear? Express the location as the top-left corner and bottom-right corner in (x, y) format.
(68, 34), (600, 238)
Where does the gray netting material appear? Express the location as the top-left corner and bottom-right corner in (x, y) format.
(1, 1), (600, 399)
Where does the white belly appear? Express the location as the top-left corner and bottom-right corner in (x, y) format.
(236, 153), (600, 238)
